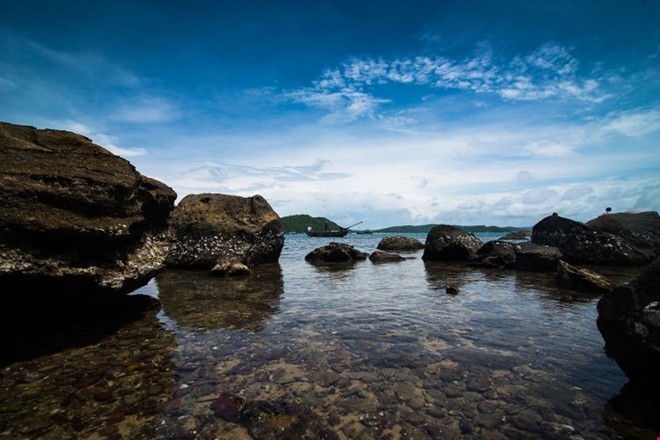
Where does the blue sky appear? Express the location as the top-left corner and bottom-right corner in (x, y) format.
(1, 0), (659, 228)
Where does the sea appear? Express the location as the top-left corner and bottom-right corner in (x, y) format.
(1, 232), (658, 439)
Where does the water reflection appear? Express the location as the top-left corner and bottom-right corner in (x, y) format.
(156, 263), (284, 332)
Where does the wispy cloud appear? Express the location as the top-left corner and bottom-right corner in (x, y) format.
(59, 121), (146, 157)
(112, 96), (180, 124)
(286, 42), (613, 124)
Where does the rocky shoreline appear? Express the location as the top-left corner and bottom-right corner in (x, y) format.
(1, 121), (659, 434)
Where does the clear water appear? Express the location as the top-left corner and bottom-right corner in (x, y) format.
(1, 233), (657, 439)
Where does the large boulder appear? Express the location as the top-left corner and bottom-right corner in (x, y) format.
(513, 242), (563, 272)
(597, 257), (660, 385)
(0, 122), (177, 297)
(468, 240), (517, 269)
(422, 225), (482, 261)
(305, 242), (368, 263)
(586, 211), (660, 258)
(165, 193), (284, 274)
(531, 214), (650, 266)
(377, 236), (425, 252)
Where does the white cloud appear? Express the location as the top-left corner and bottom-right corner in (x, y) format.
(58, 120), (147, 157)
(112, 96), (180, 124)
(603, 108), (660, 136)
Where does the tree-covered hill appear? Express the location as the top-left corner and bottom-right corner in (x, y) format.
(281, 214), (342, 233)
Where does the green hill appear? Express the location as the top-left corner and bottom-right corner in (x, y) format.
(281, 214), (342, 233)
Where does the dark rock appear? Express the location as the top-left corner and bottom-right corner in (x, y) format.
(499, 230), (532, 241)
(469, 240), (516, 269)
(555, 260), (616, 293)
(376, 236), (425, 252)
(513, 241), (562, 272)
(305, 242), (368, 263)
(0, 121), (177, 296)
(422, 225), (482, 261)
(210, 392), (245, 422)
(445, 284), (459, 295)
(165, 193), (284, 273)
(369, 250), (406, 263)
(532, 214), (649, 266)
(597, 257), (660, 385)
(586, 211), (660, 258)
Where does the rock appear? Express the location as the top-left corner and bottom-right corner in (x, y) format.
(165, 193), (284, 272)
(513, 241), (562, 272)
(369, 251), (406, 263)
(210, 260), (251, 277)
(0, 122), (176, 297)
(597, 257), (660, 385)
(531, 213), (649, 266)
(555, 260), (616, 293)
(468, 241), (516, 269)
(586, 211), (660, 258)
(305, 242), (368, 263)
(445, 284), (459, 295)
(210, 392), (245, 422)
(422, 225), (482, 261)
(499, 230), (532, 241)
(376, 236), (425, 252)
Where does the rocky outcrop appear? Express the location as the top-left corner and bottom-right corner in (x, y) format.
(555, 260), (616, 293)
(469, 241), (517, 269)
(165, 194), (284, 275)
(499, 230), (531, 241)
(422, 225), (482, 261)
(0, 122), (177, 297)
(597, 257), (660, 385)
(531, 214), (650, 266)
(513, 242), (563, 272)
(586, 211), (660, 258)
(305, 242), (368, 263)
(377, 236), (425, 252)
(369, 250), (406, 263)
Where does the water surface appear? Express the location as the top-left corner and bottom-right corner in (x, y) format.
(1, 233), (657, 439)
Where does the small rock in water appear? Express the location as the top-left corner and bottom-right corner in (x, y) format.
(210, 392), (245, 422)
(446, 284), (459, 295)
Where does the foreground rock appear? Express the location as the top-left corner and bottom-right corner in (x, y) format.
(586, 211), (660, 258)
(513, 242), (563, 272)
(165, 194), (284, 275)
(422, 225), (482, 261)
(305, 242), (368, 263)
(555, 260), (616, 293)
(377, 236), (425, 252)
(0, 122), (176, 297)
(597, 257), (660, 385)
(532, 214), (650, 266)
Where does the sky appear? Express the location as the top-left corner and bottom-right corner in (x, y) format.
(1, 0), (659, 229)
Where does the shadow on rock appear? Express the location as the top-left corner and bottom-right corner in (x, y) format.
(602, 380), (660, 440)
(157, 263), (284, 332)
(0, 291), (161, 367)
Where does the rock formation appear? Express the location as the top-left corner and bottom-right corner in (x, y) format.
(0, 122), (177, 297)
(468, 241), (517, 269)
(422, 225), (482, 261)
(555, 260), (616, 293)
(305, 242), (368, 263)
(513, 242), (563, 272)
(369, 250), (407, 263)
(586, 211), (660, 258)
(531, 214), (650, 266)
(165, 193), (284, 275)
(597, 257), (660, 385)
(376, 236), (425, 252)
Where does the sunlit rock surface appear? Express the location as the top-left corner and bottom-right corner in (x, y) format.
(165, 193), (284, 273)
(0, 122), (177, 296)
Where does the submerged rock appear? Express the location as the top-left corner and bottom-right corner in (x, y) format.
(531, 213), (649, 266)
(165, 193), (284, 273)
(0, 122), (176, 296)
(597, 257), (660, 385)
(369, 251), (407, 263)
(377, 236), (425, 252)
(422, 225), (482, 261)
(305, 242), (368, 263)
(555, 260), (616, 293)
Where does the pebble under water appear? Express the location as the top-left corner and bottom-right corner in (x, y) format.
(1, 233), (658, 439)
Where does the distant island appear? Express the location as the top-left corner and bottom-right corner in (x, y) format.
(281, 215), (529, 234)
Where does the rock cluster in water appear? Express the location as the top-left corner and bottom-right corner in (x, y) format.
(376, 235), (425, 252)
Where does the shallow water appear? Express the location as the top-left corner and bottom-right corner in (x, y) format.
(1, 233), (658, 439)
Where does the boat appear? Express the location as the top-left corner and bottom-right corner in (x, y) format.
(305, 221), (362, 237)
